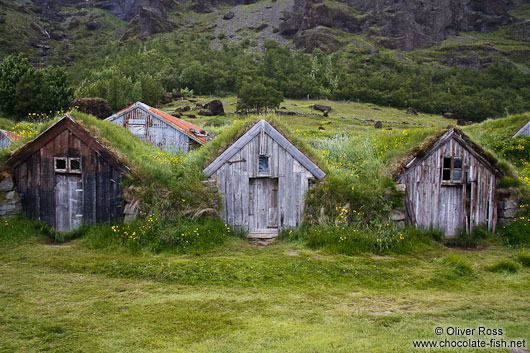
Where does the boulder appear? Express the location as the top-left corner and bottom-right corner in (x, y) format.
(175, 105), (190, 113)
(223, 11), (235, 20)
(50, 31), (66, 40)
(313, 104), (331, 112)
(254, 23), (268, 31)
(204, 100), (225, 116)
(499, 200), (518, 210)
(70, 98), (113, 120)
(68, 19), (80, 30)
(499, 208), (518, 219)
(198, 109), (213, 116)
(391, 209), (406, 222)
(0, 201), (22, 217)
(0, 178), (14, 192)
(374, 121), (383, 129)
(443, 112), (456, 119)
(406, 107), (418, 115)
(318, 126), (326, 131)
(85, 21), (101, 30)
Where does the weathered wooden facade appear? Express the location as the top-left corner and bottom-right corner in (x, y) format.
(204, 120), (326, 237)
(0, 129), (20, 149)
(7, 116), (129, 231)
(514, 121), (530, 138)
(396, 128), (503, 237)
(105, 102), (209, 153)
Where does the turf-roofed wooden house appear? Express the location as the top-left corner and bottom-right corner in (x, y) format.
(204, 120), (326, 239)
(105, 102), (210, 153)
(0, 129), (20, 149)
(7, 115), (129, 232)
(396, 128), (503, 237)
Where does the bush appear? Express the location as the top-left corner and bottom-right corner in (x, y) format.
(517, 252), (530, 267)
(284, 224), (436, 255)
(83, 215), (236, 254)
(487, 260), (519, 273)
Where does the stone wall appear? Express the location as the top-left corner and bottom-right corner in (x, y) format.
(498, 199), (521, 225)
(0, 175), (22, 218)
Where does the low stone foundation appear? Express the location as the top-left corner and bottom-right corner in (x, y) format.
(391, 208), (406, 228)
(498, 199), (522, 225)
(0, 175), (22, 218)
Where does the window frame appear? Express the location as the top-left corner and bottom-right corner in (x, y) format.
(258, 155), (270, 175)
(54, 157), (68, 173)
(68, 157), (82, 173)
(441, 156), (464, 184)
(54, 157), (82, 174)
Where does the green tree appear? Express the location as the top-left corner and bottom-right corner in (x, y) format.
(15, 69), (46, 116)
(237, 78), (283, 112)
(0, 54), (34, 116)
(43, 67), (73, 114)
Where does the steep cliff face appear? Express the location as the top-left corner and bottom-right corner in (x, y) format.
(27, 0), (178, 39)
(280, 0), (530, 51)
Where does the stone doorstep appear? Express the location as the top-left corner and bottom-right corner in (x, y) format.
(248, 233), (278, 240)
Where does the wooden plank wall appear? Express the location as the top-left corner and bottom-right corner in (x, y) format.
(13, 129), (125, 229)
(210, 131), (314, 232)
(109, 107), (190, 153)
(405, 137), (496, 236)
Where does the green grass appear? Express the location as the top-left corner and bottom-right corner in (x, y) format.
(0, 237), (528, 352)
(160, 96), (452, 136)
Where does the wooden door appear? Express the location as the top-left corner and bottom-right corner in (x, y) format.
(249, 178), (278, 233)
(439, 185), (464, 237)
(55, 174), (84, 232)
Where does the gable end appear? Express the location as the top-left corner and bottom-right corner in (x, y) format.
(7, 116), (128, 173)
(204, 120), (325, 179)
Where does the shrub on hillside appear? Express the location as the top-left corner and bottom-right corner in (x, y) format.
(283, 224), (438, 255)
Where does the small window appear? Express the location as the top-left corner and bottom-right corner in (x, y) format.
(55, 157), (67, 172)
(442, 157), (464, 183)
(69, 158), (81, 173)
(54, 157), (81, 173)
(258, 156), (269, 174)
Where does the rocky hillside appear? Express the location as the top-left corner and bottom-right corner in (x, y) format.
(0, 0), (529, 66)
(280, 0), (528, 51)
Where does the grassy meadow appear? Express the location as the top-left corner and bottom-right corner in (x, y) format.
(1, 100), (530, 352)
(0, 230), (529, 352)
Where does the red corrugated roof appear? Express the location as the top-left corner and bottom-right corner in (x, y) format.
(4, 130), (21, 142)
(149, 106), (208, 145)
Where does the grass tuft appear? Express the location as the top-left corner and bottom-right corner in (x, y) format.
(487, 260), (520, 273)
(517, 252), (530, 267)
